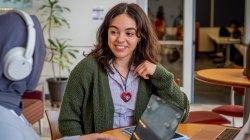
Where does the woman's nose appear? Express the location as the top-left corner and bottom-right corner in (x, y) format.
(116, 33), (125, 42)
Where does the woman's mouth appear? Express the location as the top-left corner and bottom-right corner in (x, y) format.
(115, 45), (127, 51)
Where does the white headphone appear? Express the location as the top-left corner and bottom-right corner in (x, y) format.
(3, 10), (36, 81)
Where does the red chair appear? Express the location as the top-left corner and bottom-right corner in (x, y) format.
(186, 111), (230, 125)
(175, 79), (230, 125)
(212, 87), (244, 126)
(22, 90), (44, 134)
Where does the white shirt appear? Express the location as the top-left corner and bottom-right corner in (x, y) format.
(0, 105), (40, 140)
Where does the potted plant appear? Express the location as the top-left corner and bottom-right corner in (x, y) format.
(38, 0), (78, 107)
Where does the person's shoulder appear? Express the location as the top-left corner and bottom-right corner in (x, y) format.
(0, 106), (9, 119)
(71, 56), (101, 79)
(0, 12), (23, 29)
(75, 56), (99, 70)
(81, 55), (98, 65)
(0, 11), (40, 30)
(154, 18), (161, 23)
(0, 12), (17, 20)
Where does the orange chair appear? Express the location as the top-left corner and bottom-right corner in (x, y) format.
(22, 90), (44, 134)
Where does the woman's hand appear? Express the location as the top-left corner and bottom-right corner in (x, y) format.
(78, 133), (118, 140)
(133, 60), (157, 79)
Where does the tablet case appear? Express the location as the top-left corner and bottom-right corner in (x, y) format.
(131, 94), (185, 140)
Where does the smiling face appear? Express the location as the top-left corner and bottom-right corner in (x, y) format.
(108, 13), (140, 62)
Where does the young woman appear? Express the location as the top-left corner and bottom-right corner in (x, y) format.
(59, 3), (189, 137)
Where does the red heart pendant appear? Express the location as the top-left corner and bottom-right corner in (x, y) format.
(121, 92), (132, 102)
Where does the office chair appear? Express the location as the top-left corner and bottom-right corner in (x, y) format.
(45, 110), (62, 140)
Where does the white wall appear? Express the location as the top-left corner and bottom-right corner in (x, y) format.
(136, 0), (147, 13)
(22, 0), (137, 93)
(25, 0), (135, 47)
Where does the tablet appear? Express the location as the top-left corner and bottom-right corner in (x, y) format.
(122, 126), (188, 140)
(129, 95), (186, 140)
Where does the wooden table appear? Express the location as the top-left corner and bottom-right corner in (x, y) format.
(195, 68), (250, 124)
(208, 34), (241, 66)
(102, 123), (227, 140)
(159, 40), (183, 47)
(159, 40), (183, 61)
(234, 44), (246, 56)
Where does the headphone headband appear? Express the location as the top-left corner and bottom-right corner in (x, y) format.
(3, 10), (36, 81)
(10, 10), (36, 59)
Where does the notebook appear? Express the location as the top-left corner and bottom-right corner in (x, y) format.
(122, 94), (188, 140)
(191, 118), (250, 140)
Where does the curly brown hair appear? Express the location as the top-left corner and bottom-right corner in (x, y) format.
(88, 3), (160, 72)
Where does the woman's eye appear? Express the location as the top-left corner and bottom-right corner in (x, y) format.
(110, 30), (118, 35)
(126, 32), (134, 37)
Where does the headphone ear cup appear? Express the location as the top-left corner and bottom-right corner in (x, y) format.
(3, 47), (33, 81)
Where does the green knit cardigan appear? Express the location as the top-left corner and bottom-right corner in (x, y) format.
(58, 56), (189, 136)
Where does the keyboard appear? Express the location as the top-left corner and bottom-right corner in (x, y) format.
(216, 128), (240, 140)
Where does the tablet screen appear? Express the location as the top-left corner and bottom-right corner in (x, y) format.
(130, 95), (185, 140)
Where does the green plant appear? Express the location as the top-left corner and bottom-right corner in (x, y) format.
(38, 0), (78, 80)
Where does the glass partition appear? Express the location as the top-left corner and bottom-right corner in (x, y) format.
(194, 0), (245, 104)
(148, 0), (184, 86)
